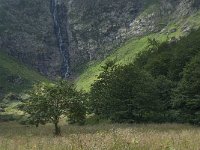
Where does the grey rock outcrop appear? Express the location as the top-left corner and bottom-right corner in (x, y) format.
(0, 0), (199, 77)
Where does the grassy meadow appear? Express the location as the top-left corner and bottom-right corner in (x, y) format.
(0, 122), (200, 150)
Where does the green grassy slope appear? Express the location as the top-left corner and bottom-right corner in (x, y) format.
(0, 51), (47, 96)
(75, 11), (200, 91)
(75, 34), (167, 91)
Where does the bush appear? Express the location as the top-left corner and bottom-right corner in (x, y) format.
(0, 114), (18, 122)
(90, 62), (161, 123)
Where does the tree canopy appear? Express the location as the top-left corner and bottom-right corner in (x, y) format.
(20, 81), (86, 135)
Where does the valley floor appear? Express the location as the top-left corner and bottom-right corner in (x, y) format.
(0, 123), (199, 150)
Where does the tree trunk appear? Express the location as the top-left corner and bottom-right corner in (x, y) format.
(54, 122), (61, 136)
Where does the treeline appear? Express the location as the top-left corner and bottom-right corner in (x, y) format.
(90, 29), (200, 124)
(19, 29), (200, 135)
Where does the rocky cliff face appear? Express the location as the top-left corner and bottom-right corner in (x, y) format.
(0, 0), (199, 78)
(0, 0), (61, 77)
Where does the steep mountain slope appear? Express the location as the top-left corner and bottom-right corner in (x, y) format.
(1, 0), (199, 78)
(0, 51), (46, 98)
(0, 0), (62, 77)
(0, 0), (200, 93)
(76, 7), (200, 91)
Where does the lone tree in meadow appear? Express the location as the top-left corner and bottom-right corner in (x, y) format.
(20, 80), (86, 135)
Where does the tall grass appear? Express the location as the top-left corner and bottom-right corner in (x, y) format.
(0, 122), (200, 150)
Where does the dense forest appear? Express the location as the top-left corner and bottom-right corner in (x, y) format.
(90, 28), (200, 124)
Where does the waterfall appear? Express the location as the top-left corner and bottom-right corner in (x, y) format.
(51, 0), (70, 78)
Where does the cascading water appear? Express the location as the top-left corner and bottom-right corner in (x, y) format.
(51, 0), (70, 78)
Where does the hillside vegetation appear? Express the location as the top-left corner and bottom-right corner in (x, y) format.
(1, 0), (200, 78)
(1, 1), (200, 149)
(87, 25), (200, 124)
(75, 10), (200, 91)
(0, 51), (46, 97)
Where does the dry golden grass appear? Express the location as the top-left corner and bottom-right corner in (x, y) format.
(0, 122), (200, 150)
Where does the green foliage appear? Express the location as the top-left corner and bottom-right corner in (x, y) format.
(135, 29), (200, 123)
(75, 31), (183, 91)
(134, 29), (200, 123)
(0, 114), (18, 122)
(135, 29), (200, 81)
(173, 53), (200, 124)
(89, 28), (200, 124)
(90, 61), (162, 123)
(75, 36), (153, 91)
(135, 41), (172, 78)
(154, 76), (176, 122)
(76, 8), (200, 92)
(0, 51), (47, 96)
(19, 81), (86, 135)
(67, 92), (87, 125)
